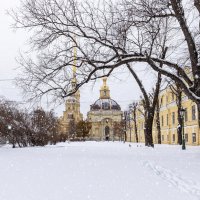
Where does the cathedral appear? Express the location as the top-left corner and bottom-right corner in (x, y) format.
(87, 78), (123, 140)
(60, 76), (123, 141)
(59, 41), (122, 140)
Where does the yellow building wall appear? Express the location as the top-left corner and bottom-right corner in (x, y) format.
(131, 87), (200, 146)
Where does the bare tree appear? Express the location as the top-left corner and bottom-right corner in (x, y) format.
(76, 120), (92, 140)
(0, 99), (28, 148)
(129, 102), (139, 143)
(137, 73), (162, 147)
(0, 98), (60, 148)
(68, 119), (76, 140)
(113, 121), (125, 141)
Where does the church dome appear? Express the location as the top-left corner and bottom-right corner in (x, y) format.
(90, 98), (121, 111)
(90, 78), (121, 111)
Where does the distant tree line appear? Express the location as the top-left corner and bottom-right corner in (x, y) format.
(113, 121), (126, 142)
(0, 98), (61, 148)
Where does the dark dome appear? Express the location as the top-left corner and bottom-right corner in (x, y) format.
(90, 98), (121, 111)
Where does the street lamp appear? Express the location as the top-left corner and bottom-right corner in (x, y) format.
(123, 112), (128, 143)
(180, 108), (186, 150)
(8, 125), (12, 130)
(7, 125), (15, 148)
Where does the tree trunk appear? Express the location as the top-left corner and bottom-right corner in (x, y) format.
(156, 102), (161, 144)
(133, 109), (139, 143)
(144, 110), (154, 147)
(197, 104), (200, 128)
(12, 137), (16, 148)
(124, 131), (127, 143)
(134, 121), (139, 143)
(194, 0), (200, 14)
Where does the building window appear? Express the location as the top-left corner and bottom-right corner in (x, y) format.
(161, 116), (164, 126)
(172, 134), (175, 143)
(184, 108), (188, 122)
(167, 135), (169, 141)
(160, 96), (163, 106)
(102, 102), (109, 110)
(172, 112), (175, 124)
(68, 114), (74, 119)
(192, 133), (196, 143)
(95, 128), (99, 135)
(162, 135), (164, 142)
(192, 105), (196, 120)
(167, 114), (169, 126)
(172, 93), (175, 101)
(185, 133), (188, 143)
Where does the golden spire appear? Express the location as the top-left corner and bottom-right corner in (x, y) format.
(103, 77), (107, 87)
(73, 41), (77, 78)
(72, 37), (77, 88)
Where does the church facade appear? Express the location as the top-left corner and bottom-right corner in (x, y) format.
(87, 78), (123, 141)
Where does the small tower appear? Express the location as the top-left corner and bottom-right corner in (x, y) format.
(100, 78), (110, 99)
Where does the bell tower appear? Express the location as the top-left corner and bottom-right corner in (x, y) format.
(100, 78), (110, 99)
(60, 42), (83, 134)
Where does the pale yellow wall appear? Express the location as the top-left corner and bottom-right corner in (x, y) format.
(130, 108), (146, 143)
(132, 87), (200, 146)
(87, 110), (123, 140)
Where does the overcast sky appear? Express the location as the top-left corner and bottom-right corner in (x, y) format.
(0, 0), (155, 117)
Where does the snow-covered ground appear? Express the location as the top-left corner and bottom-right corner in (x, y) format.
(0, 142), (200, 200)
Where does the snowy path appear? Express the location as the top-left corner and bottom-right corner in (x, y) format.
(143, 161), (200, 198)
(0, 142), (200, 200)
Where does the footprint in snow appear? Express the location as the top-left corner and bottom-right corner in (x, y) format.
(143, 161), (200, 198)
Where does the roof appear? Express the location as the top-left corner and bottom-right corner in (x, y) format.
(90, 98), (121, 111)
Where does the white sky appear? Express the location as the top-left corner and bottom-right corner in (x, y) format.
(0, 0), (155, 117)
